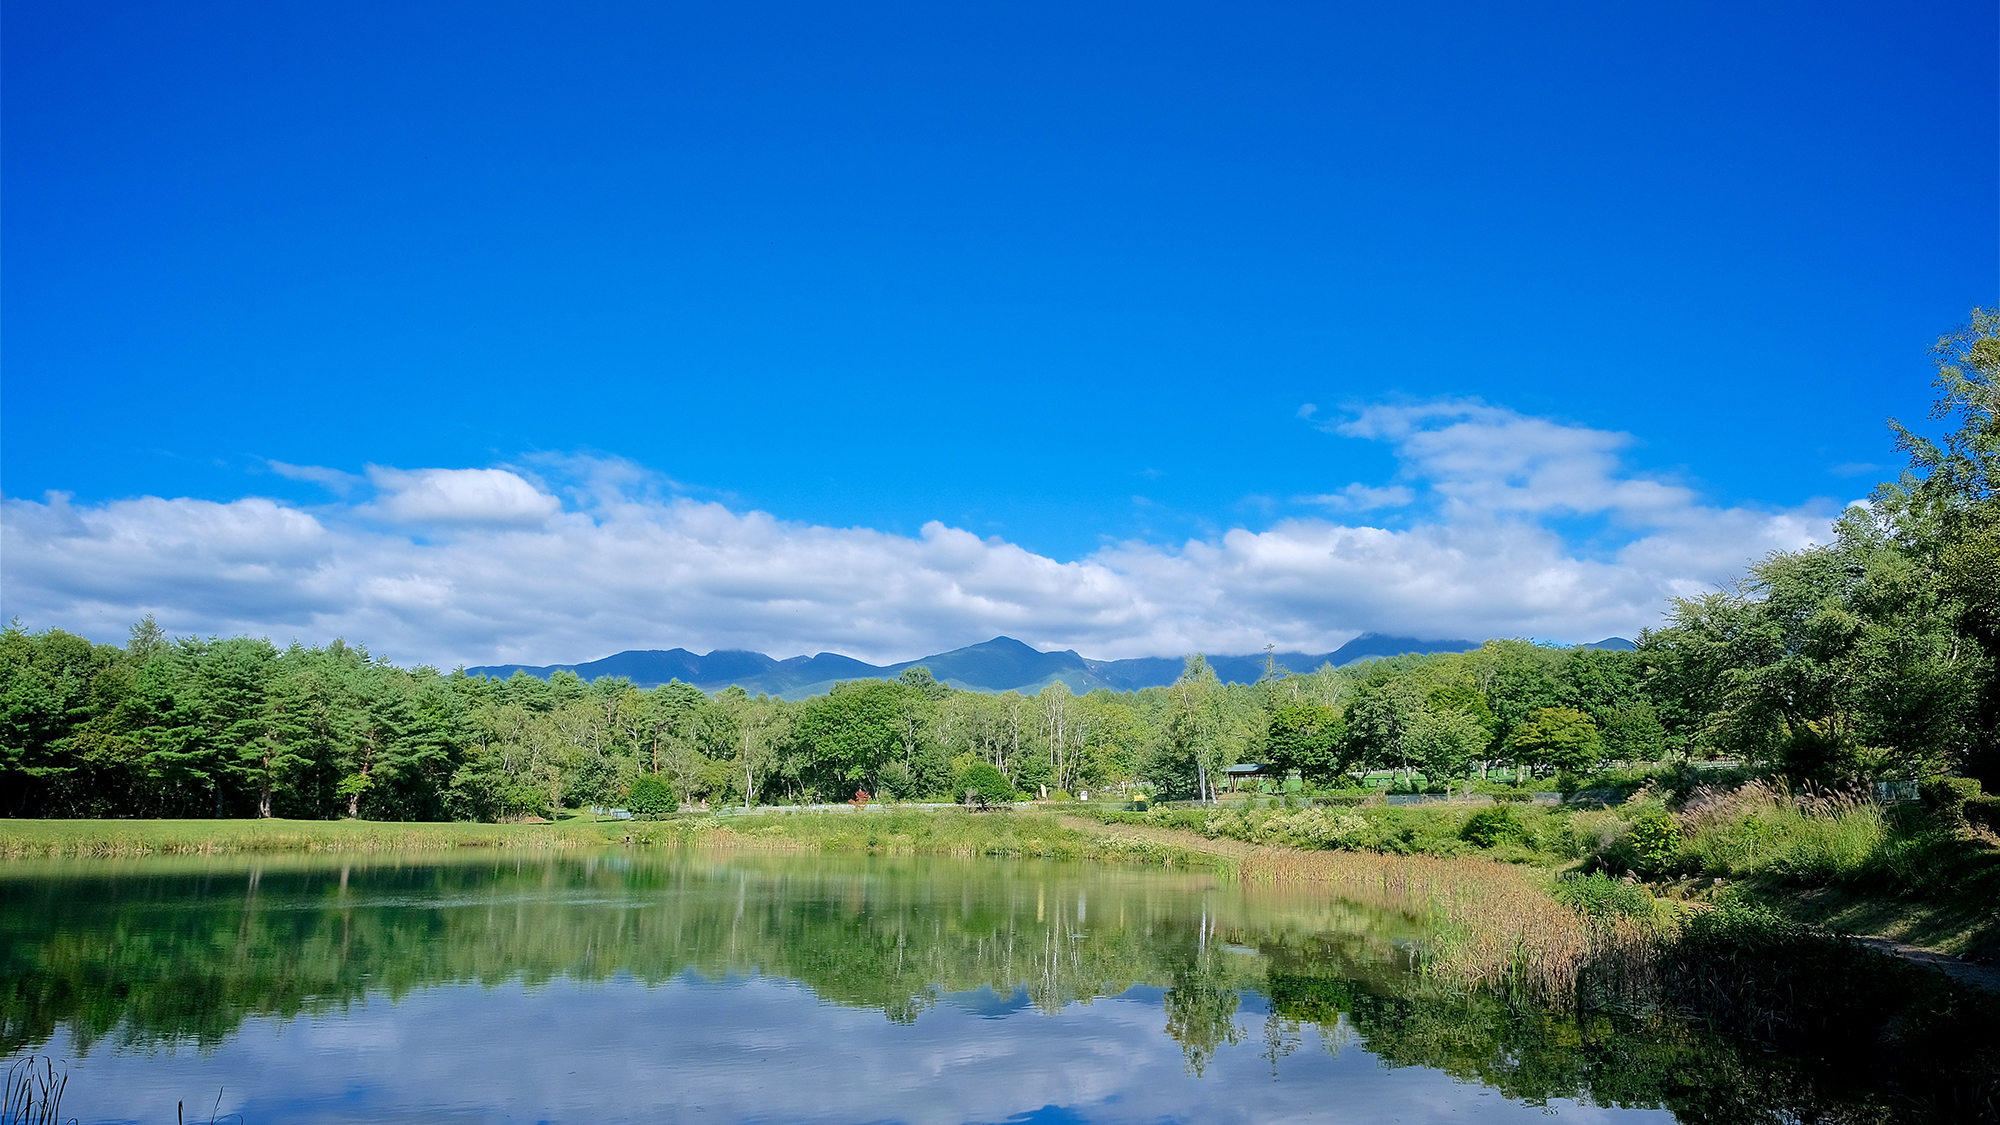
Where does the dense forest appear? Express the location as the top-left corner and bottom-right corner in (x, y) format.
(3, 311), (1994, 820)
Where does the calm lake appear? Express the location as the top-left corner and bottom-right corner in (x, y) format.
(0, 850), (1938, 1123)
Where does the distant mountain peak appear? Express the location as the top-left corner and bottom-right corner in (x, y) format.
(463, 631), (1533, 699)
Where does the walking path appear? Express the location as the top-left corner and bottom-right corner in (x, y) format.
(1852, 936), (2000, 994)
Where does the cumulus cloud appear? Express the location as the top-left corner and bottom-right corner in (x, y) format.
(362, 467), (562, 526)
(0, 401), (1835, 667)
(1331, 399), (1698, 520)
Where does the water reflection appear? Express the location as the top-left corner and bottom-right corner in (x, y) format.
(0, 851), (1955, 1123)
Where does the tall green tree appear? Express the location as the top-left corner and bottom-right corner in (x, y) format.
(1265, 700), (1350, 787)
(1148, 655), (1231, 801)
(1507, 707), (1603, 777)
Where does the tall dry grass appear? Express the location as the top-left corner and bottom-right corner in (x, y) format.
(1232, 848), (1614, 997)
(1675, 781), (1888, 880)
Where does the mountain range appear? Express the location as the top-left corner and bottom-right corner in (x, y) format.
(463, 633), (1637, 700)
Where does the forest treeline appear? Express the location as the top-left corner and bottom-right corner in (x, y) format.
(3, 312), (1995, 820)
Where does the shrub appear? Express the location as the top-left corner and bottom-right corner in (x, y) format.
(1627, 811), (1684, 874)
(1968, 793), (2000, 835)
(1242, 807), (1370, 849)
(876, 760), (916, 802)
(626, 774), (676, 817)
(1552, 871), (1655, 924)
(1924, 776), (1983, 831)
(503, 783), (553, 820)
(1460, 805), (1529, 848)
(956, 762), (1015, 806)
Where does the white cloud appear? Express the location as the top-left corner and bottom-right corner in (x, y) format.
(266, 460), (365, 495)
(1333, 399), (1697, 519)
(0, 401), (1835, 667)
(1297, 484), (1416, 511)
(362, 467), (561, 526)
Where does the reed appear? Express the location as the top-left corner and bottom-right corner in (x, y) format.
(1, 1055), (72, 1125)
(1230, 847), (1613, 995)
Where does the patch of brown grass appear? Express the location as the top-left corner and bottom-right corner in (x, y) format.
(1235, 848), (1603, 995)
(1063, 813), (1649, 999)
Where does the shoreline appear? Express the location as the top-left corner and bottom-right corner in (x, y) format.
(6, 810), (1993, 995)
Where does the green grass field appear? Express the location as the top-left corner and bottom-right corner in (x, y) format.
(0, 816), (621, 857)
(0, 808), (1219, 866)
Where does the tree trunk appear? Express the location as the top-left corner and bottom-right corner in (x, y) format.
(258, 774), (273, 819)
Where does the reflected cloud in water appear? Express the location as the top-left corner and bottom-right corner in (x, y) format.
(53, 975), (1666, 1125)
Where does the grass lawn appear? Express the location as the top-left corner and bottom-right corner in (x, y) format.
(0, 816), (620, 857)
(0, 807), (1218, 865)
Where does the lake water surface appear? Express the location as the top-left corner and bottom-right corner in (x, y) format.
(0, 850), (1933, 1123)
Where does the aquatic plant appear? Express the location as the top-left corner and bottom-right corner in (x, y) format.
(1, 1055), (72, 1125)
(1231, 847), (1600, 996)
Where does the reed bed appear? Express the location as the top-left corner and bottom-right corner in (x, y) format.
(1233, 847), (1610, 996)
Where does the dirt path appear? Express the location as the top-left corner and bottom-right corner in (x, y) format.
(1851, 936), (2000, 994)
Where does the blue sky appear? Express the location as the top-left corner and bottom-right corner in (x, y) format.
(3, 2), (1994, 665)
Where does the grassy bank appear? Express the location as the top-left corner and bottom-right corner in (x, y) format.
(0, 816), (623, 857)
(1080, 783), (2000, 961)
(0, 809), (1220, 866)
(640, 808), (1221, 865)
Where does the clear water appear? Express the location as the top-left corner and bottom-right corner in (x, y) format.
(0, 851), (1908, 1123)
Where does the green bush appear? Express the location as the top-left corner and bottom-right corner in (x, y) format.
(1968, 793), (2000, 835)
(1532, 813), (1590, 860)
(1626, 811), (1684, 875)
(502, 783), (553, 820)
(876, 760), (917, 801)
(1925, 776), (1984, 831)
(626, 774), (676, 817)
(956, 762), (1015, 806)
(1460, 805), (1529, 848)
(1552, 871), (1655, 923)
